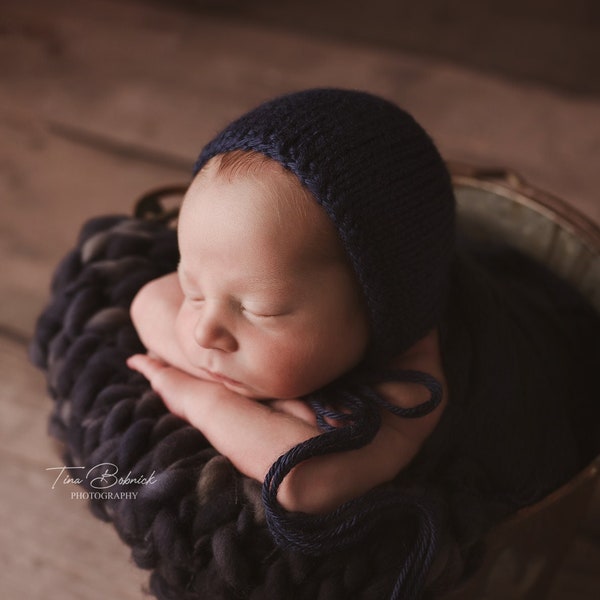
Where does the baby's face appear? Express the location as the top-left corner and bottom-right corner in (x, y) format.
(175, 157), (369, 400)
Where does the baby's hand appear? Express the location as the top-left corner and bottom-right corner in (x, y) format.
(127, 354), (222, 422)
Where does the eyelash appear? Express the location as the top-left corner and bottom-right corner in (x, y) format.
(185, 295), (280, 319)
(241, 306), (278, 319)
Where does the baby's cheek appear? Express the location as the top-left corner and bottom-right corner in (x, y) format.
(254, 335), (325, 399)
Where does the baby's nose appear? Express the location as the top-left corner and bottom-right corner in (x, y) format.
(193, 306), (238, 353)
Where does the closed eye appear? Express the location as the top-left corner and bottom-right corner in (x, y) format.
(242, 307), (277, 318)
(241, 306), (288, 319)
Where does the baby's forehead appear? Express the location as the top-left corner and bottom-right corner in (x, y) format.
(204, 150), (306, 203)
(197, 150), (345, 258)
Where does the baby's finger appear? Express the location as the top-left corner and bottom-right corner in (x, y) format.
(127, 354), (188, 418)
(127, 354), (166, 380)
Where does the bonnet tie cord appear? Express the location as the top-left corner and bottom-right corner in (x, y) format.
(262, 370), (443, 600)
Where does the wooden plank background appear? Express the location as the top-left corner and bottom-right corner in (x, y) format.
(198, 0), (600, 94)
(1, 0), (598, 598)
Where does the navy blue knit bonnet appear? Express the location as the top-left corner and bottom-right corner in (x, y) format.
(193, 88), (456, 361)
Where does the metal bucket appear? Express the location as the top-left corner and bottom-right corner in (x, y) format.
(443, 163), (600, 600)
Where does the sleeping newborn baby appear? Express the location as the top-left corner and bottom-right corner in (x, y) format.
(128, 147), (447, 515)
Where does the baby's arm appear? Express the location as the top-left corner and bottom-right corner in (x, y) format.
(127, 352), (322, 487)
(127, 334), (446, 515)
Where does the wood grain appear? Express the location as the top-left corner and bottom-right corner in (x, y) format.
(2, 0), (599, 226)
